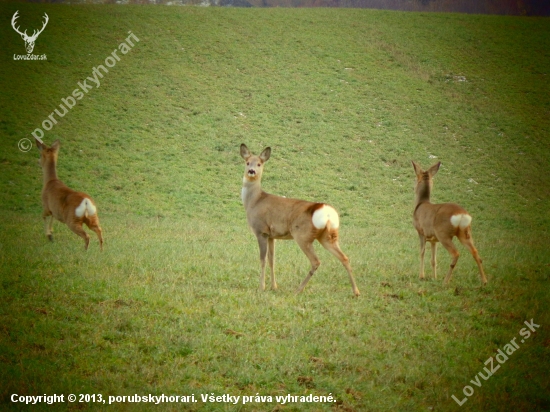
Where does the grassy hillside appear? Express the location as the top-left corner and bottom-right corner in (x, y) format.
(1, 4), (549, 411)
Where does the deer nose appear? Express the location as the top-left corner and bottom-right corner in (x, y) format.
(248, 169), (256, 176)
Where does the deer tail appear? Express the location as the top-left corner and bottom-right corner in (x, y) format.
(75, 198), (97, 218)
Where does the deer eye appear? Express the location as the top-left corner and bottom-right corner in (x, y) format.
(257, 163), (262, 167)
(246, 162), (250, 166)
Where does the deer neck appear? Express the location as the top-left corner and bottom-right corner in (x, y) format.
(43, 159), (58, 185)
(241, 176), (263, 210)
(415, 180), (431, 208)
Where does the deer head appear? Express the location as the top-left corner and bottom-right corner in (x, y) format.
(11, 11), (49, 54)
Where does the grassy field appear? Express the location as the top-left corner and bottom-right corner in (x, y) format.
(1, 4), (549, 411)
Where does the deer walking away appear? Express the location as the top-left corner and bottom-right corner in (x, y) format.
(37, 139), (103, 251)
(412, 161), (486, 285)
(240, 144), (360, 296)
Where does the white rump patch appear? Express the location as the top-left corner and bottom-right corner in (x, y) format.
(450, 213), (472, 229)
(312, 205), (340, 230)
(75, 198), (96, 218)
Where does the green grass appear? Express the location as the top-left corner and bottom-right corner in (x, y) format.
(1, 4), (549, 411)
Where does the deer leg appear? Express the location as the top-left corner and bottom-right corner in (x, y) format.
(95, 226), (104, 252)
(295, 239), (320, 294)
(267, 238), (277, 290)
(440, 238), (460, 284)
(85, 216), (103, 251)
(458, 233), (487, 285)
(68, 221), (90, 250)
(256, 234), (268, 291)
(418, 235), (426, 280)
(430, 241), (437, 279)
(319, 237), (360, 297)
(48, 216), (54, 241)
(43, 212), (54, 241)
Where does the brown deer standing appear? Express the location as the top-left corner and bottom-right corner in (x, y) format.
(412, 161), (486, 285)
(240, 144), (360, 296)
(36, 139), (103, 251)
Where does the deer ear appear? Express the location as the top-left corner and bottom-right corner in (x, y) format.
(51, 140), (60, 151)
(411, 161), (423, 176)
(259, 147), (271, 162)
(428, 162), (441, 177)
(240, 144), (251, 160)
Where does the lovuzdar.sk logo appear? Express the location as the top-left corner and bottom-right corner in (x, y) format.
(11, 10), (48, 61)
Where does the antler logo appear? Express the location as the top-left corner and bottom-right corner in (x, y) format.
(11, 10), (49, 54)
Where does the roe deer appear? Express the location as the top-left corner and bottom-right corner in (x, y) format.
(412, 161), (486, 285)
(240, 144), (360, 296)
(36, 139), (103, 250)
